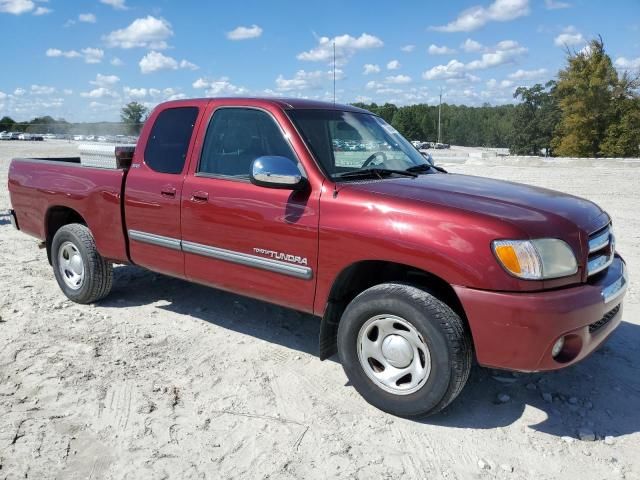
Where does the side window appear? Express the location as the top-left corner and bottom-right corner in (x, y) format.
(144, 107), (199, 174)
(198, 108), (297, 178)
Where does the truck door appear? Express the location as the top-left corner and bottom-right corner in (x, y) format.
(181, 106), (319, 312)
(125, 105), (202, 278)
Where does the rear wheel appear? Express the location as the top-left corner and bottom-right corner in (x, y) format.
(51, 224), (113, 304)
(337, 283), (472, 417)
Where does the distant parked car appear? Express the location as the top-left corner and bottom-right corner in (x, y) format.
(73, 135), (84, 141)
(0, 131), (11, 140)
(31, 134), (44, 141)
(43, 133), (56, 140)
(10, 132), (21, 140)
(18, 133), (32, 141)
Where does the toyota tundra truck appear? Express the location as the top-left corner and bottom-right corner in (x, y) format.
(7, 98), (628, 417)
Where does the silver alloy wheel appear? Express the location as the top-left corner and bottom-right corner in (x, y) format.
(58, 241), (85, 290)
(357, 314), (431, 395)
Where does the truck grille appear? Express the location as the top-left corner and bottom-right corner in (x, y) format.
(587, 224), (614, 277)
(589, 304), (620, 333)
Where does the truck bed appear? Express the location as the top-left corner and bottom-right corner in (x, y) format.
(8, 157), (130, 263)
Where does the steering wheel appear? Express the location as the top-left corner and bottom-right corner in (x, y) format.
(361, 151), (388, 168)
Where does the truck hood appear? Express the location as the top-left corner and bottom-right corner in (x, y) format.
(346, 173), (608, 236)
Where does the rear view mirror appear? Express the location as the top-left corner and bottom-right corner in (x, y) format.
(250, 156), (307, 190)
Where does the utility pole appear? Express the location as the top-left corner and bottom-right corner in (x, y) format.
(437, 87), (442, 144)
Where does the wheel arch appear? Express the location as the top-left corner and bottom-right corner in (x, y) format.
(318, 260), (469, 360)
(45, 206), (87, 264)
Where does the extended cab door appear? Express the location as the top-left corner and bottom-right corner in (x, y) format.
(125, 104), (203, 278)
(181, 105), (319, 312)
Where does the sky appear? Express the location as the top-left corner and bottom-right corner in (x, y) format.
(0, 0), (639, 122)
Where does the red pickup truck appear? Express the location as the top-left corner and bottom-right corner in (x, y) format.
(8, 98), (627, 417)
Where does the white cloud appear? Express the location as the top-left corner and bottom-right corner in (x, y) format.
(63, 89), (73, 95)
(0, 91), (7, 100)
(544, 0), (571, 9)
(423, 60), (467, 80)
(387, 59), (400, 70)
(192, 77), (248, 96)
(123, 87), (148, 98)
(466, 40), (526, 70)
(461, 38), (484, 52)
(297, 33), (383, 65)
(363, 63), (380, 75)
(46, 48), (81, 59)
(431, 0), (530, 32)
(81, 87), (118, 99)
(82, 48), (104, 64)
(226, 24), (263, 40)
(46, 47), (103, 63)
(615, 56), (640, 71)
(33, 6), (50, 15)
(79, 13), (96, 23)
(104, 16), (173, 49)
(274, 69), (343, 92)
(508, 68), (547, 80)
(139, 51), (199, 74)
(31, 85), (55, 95)
(14, 87), (25, 96)
(0, 0), (33, 15)
(400, 44), (415, 52)
(90, 74), (120, 87)
(111, 57), (123, 66)
(554, 27), (585, 47)
(428, 44), (456, 55)
(100, 0), (127, 10)
(385, 74), (412, 84)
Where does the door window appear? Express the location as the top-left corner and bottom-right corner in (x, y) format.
(198, 108), (297, 178)
(144, 107), (199, 174)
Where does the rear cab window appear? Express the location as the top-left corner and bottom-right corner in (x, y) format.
(144, 107), (199, 174)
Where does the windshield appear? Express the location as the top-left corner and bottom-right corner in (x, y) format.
(287, 109), (429, 179)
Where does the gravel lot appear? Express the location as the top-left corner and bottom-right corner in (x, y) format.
(1, 141), (638, 479)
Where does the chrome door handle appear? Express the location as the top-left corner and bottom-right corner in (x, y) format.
(191, 191), (209, 202)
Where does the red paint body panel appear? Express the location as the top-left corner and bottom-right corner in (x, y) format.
(6, 97), (627, 373)
(8, 159), (128, 262)
(455, 256), (626, 371)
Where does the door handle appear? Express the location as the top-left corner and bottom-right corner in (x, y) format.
(190, 191), (209, 202)
(160, 185), (177, 198)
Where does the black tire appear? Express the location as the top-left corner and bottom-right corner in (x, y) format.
(51, 223), (113, 304)
(337, 283), (472, 417)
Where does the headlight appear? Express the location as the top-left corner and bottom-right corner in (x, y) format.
(492, 239), (578, 280)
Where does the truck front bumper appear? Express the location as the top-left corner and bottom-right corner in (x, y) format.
(454, 255), (627, 372)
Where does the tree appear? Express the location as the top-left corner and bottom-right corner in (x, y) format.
(0, 116), (15, 132)
(510, 82), (560, 155)
(552, 38), (621, 157)
(600, 73), (640, 157)
(120, 102), (148, 134)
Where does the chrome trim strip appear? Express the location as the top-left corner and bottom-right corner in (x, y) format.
(588, 253), (614, 276)
(602, 267), (628, 304)
(128, 229), (182, 251)
(182, 241), (313, 280)
(589, 228), (610, 253)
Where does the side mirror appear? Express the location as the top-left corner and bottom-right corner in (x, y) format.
(250, 156), (306, 190)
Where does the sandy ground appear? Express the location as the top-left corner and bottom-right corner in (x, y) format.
(0, 140), (638, 480)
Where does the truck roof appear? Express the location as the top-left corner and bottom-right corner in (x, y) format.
(158, 97), (373, 114)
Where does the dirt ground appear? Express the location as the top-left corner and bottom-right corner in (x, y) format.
(1, 140), (638, 479)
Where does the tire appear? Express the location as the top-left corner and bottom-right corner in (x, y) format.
(51, 223), (113, 304)
(337, 283), (472, 417)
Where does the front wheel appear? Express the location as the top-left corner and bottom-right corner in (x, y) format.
(337, 283), (472, 417)
(51, 223), (113, 304)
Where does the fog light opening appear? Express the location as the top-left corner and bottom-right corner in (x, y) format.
(551, 337), (565, 358)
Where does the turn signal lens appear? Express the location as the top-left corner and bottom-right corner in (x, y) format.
(492, 239), (577, 280)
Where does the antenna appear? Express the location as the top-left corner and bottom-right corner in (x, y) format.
(333, 41), (336, 105)
(437, 87), (442, 144)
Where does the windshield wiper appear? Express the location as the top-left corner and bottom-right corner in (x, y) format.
(335, 168), (418, 180)
(405, 163), (448, 174)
